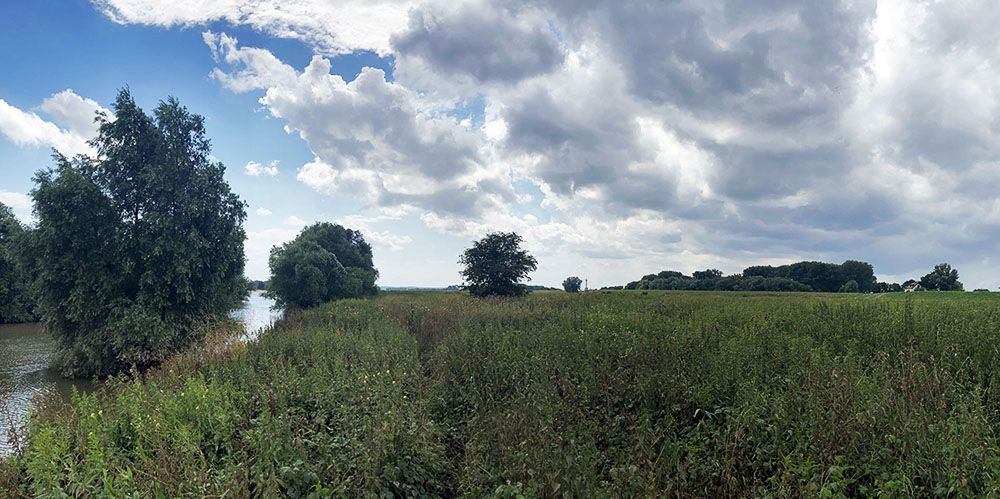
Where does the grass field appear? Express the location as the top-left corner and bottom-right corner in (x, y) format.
(5, 290), (1000, 496)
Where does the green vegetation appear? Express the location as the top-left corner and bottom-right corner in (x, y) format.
(20, 90), (247, 377)
(267, 222), (378, 308)
(624, 260), (967, 294)
(562, 276), (583, 293)
(459, 232), (537, 297)
(920, 262), (964, 291)
(8, 290), (1000, 496)
(0, 202), (36, 323)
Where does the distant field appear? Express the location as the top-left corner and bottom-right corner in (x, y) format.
(6, 290), (1000, 496)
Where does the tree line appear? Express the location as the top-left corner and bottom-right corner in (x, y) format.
(617, 261), (964, 293)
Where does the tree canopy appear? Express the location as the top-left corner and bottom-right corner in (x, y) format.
(459, 232), (538, 297)
(0, 203), (35, 323)
(267, 223), (378, 308)
(22, 89), (247, 377)
(563, 276), (583, 293)
(919, 263), (963, 291)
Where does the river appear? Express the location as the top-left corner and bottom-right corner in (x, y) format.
(0, 291), (279, 456)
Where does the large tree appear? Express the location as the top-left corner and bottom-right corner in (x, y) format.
(459, 232), (538, 297)
(22, 89), (247, 377)
(0, 203), (35, 323)
(563, 276), (583, 293)
(919, 263), (963, 291)
(267, 223), (378, 308)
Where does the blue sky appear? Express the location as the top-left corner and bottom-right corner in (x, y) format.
(3, 0), (1000, 289)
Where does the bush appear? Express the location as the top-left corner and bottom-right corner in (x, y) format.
(562, 276), (583, 293)
(267, 223), (378, 308)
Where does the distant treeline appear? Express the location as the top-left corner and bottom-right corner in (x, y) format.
(618, 260), (963, 293)
(248, 279), (269, 291)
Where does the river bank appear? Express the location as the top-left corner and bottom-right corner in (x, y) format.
(0, 291), (279, 457)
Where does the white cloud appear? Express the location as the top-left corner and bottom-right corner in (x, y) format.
(208, 33), (512, 219)
(284, 215), (307, 227)
(0, 89), (107, 156)
(245, 159), (279, 176)
(0, 190), (31, 211)
(244, 225), (299, 279)
(255, 207), (273, 216)
(98, 0), (412, 55)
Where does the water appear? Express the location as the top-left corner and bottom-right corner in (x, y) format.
(230, 291), (282, 340)
(0, 291), (279, 456)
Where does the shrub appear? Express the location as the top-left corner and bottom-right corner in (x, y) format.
(267, 223), (378, 308)
(562, 276), (583, 293)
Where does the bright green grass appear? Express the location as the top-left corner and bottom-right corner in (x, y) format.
(5, 290), (1000, 497)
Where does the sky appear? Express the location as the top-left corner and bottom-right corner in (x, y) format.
(2, 0), (1000, 289)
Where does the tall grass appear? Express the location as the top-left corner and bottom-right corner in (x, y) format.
(6, 290), (1000, 496)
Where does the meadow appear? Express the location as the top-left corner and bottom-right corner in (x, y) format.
(5, 290), (1000, 496)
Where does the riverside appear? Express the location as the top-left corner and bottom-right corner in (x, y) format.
(0, 291), (278, 457)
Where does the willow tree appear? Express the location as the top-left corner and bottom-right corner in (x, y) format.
(267, 223), (379, 308)
(23, 89), (247, 377)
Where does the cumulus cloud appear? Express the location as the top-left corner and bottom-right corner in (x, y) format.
(245, 159), (279, 176)
(207, 32), (514, 219)
(96, 0), (411, 55)
(99, 0), (1000, 286)
(255, 207), (272, 216)
(284, 215), (307, 227)
(0, 90), (107, 156)
(391, 1), (563, 87)
(0, 190), (31, 211)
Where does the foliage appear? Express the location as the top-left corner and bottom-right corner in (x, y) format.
(0, 203), (36, 323)
(744, 260), (876, 292)
(20, 89), (247, 377)
(692, 268), (723, 280)
(625, 260), (881, 293)
(919, 263), (963, 291)
(13, 291), (1000, 496)
(459, 232), (538, 297)
(267, 223), (378, 308)
(627, 271), (812, 292)
(562, 276), (583, 293)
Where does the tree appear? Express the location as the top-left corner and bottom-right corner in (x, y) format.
(840, 260), (876, 292)
(692, 268), (723, 280)
(839, 280), (860, 293)
(563, 276), (583, 293)
(459, 232), (538, 297)
(22, 89), (247, 377)
(267, 223), (378, 308)
(0, 203), (35, 323)
(919, 263), (963, 291)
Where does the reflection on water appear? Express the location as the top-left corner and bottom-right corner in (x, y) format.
(0, 322), (92, 456)
(1, 291), (279, 456)
(230, 291), (282, 341)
